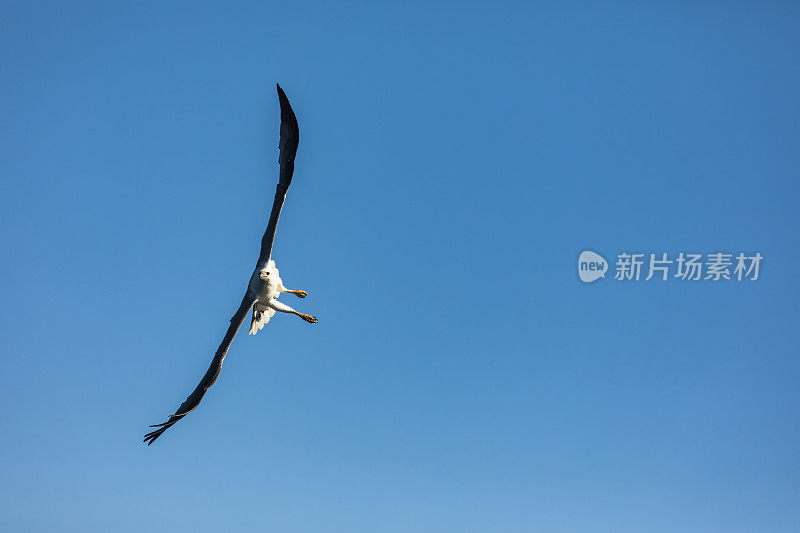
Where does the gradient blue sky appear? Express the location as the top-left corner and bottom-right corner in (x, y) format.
(1, 2), (799, 531)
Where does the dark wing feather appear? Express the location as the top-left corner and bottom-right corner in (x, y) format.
(143, 293), (256, 445)
(257, 83), (299, 266)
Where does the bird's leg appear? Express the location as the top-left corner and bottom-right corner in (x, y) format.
(268, 298), (318, 323)
(280, 287), (308, 298)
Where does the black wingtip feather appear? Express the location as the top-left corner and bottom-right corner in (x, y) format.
(143, 424), (172, 445)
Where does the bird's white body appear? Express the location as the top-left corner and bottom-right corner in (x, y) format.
(247, 259), (283, 334)
(251, 259), (284, 301)
(247, 259), (313, 334)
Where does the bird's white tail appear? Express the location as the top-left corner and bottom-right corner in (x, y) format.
(249, 305), (275, 335)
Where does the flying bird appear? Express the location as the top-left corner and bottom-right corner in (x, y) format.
(144, 84), (317, 445)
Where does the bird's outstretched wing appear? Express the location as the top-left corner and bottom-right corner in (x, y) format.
(257, 83), (299, 267)
(144, 293), (256, 445)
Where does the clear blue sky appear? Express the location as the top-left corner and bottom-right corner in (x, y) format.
(1, 2), (799, 531)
